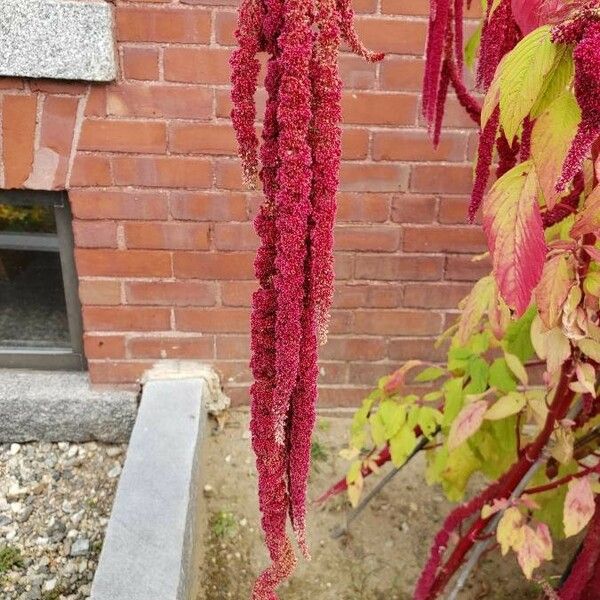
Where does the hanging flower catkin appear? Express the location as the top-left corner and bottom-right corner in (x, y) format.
(230, 0), (383, 597)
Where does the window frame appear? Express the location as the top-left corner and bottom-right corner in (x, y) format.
(0, 190), (85, 370)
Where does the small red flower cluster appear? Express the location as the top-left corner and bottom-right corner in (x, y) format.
(553, 6), (600, 190)
(230, 0), (382, 597)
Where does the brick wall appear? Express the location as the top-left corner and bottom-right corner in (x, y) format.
(0, 0), (487, 405)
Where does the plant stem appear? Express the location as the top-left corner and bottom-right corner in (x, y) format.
(424, 361), (576, 599)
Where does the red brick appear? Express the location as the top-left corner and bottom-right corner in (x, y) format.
(122, 47), (160, 81)
(340, 163), (409, 192)
(403, 283), (471, 309)
(353, 19), (427, 54)
(76, 249), (171, 278)
(2, 95), (37, 187)
(215, 159), (259, 191)
(79, 280), (121, 306)
(125, 281), (217, 306)
(355, 254), (444, 281)
(339, 55), (377, 89)
(106, 84), (212, 119)
(389, 337), (448, 362)
(128, 336), (214, 359)
(175, 308), (250, 332)
(410, 164), (473, 194)
(318, 362), (349, 385)
(29, 80), (87, 95)
(116, 7), (211, 43)
(213, 360), (252, 383)
(124, 222), (210, 250)
(214, 223), (258, 251)
(73, 221), (118, 248)
(373, 130), (467, 162)
(335, 253), (355, 280)
(381, 56), (425, 91)
(215, 88), (267, 121)
(70, 191), (168, 220)
(29, 95), (80, 189)
(334, 225), (400, 252)
(337, 193), (390, 222)
(83, 306), (171, 331)
(215, 335), (251, 359)
(112, 157), (212, 188)
(438, 196), (474, 224)
(403, 226), (486, 253)
(341, 128), (369, 160)
(391, 194), (437, 224)
(348, 363), (398, 385)
(329, 310), (354, 335)
(84, 335), (126, 359)
(0, 78), (25, 91)
(164, 47), (230, 84)
(220, 280), (256, 307)
(354, 310), (443, 335)
(318, 386), (370, 407)
(79, 120), (167, 154)
(69, 155), (112, 187)
(169, 123), (237, 155)
(333, 283), (402, 308)
(85, 85), (107, 117)
(214, 10), (237, 45)
(445, 254), (492, 281)
(173, 252), (255, 279)
(342, 92), (417, 125)
(88, 361), (152, 384)
(170, 192), (247, 221)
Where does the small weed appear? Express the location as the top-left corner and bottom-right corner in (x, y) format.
(0, 545), (23, 575)
(211, 511), (237, 539)
(317, 419), (331, 432)
(311, 440), (328, 472)
(42, 587), (68, 600)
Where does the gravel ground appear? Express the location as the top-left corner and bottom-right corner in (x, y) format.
(0, 441), (126, 600)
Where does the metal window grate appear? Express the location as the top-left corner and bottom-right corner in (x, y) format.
(0, 191), (85, 370)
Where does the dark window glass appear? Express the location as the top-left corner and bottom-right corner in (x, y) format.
(0, 192), (84, 370)
(0, 250), (70, 348)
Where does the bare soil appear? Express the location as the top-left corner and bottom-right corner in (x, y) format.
(197, 410), (573, 600)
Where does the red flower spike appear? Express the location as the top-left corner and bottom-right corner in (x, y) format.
(337, 0), (385, 62)
(230, 0), (263, 188)
(231, 0), (383, 593)
(556, 22), (600, 191)
(469, 106), (499, 221)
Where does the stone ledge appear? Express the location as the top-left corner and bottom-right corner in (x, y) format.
(0, 370), (137, 443)
(90, 375), (209, 600)
(0, 0), (117, 82)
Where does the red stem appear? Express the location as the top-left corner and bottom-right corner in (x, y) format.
(424, 361), (576, 599)
(525, 463), (600, 496)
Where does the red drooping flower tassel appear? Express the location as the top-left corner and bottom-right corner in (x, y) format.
(553, 17), (600, 191)
(231, 0), (383, 596)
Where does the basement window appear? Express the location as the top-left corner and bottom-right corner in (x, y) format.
(0, 191), (84, 369)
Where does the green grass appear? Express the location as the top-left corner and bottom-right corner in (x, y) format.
(211, 511), (237, 539)
(0, 545), (23, 575)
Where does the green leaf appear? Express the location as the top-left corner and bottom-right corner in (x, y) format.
(498, 26), (559, 140)
(485, 391), (526, 420)
(369, 413), (387, 446)
(504, 351), (528, 386)
(414, 366), (446, 383)
(442, 377), (465, 428)
(390, 426), (417, 467)
(505, 306), (536, 362)
(417, 406), (443, 438)
(378, 400), (406, 439)
(489, 358), (518, 393)
(465, 356), (489, 394)
(578, 338), (600, 363)
(530, 46), (573, 118)
(531, 92), (580, 209)
(465, 24), (482, 70)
